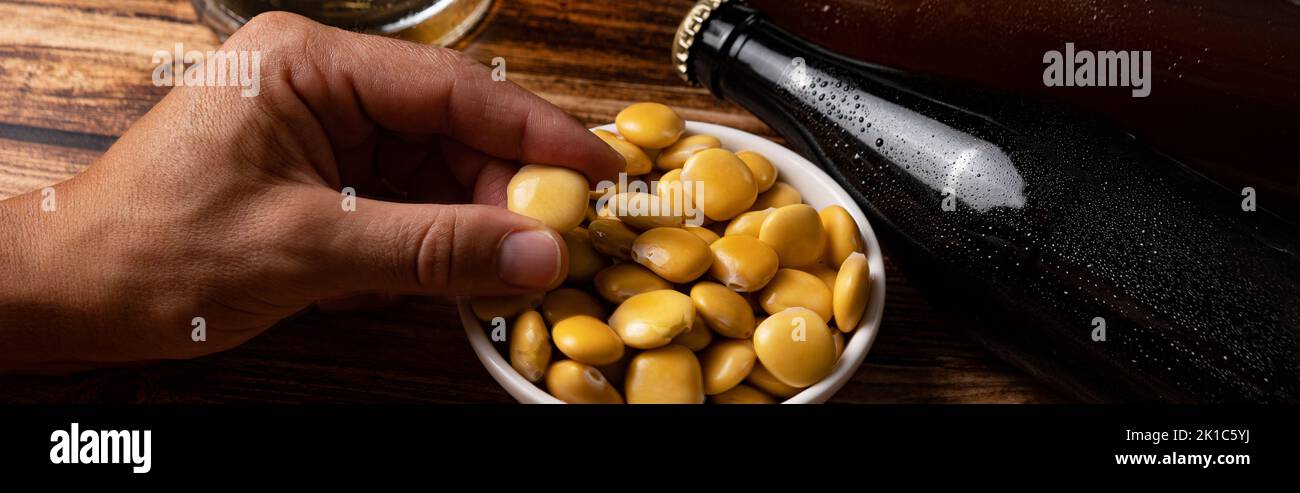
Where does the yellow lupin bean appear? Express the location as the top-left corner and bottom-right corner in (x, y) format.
(700, 338), (757, 395)
(708, 235), (780, 292)
(656, 134), (722, 171)
(552, 315), (625, 366)
(624, 344), (705, 404)
(758, 268), (833, 322)
(671, 320), (713, 351)
(710, 384), (776, 404)
(507, 164), (588, 232)
(630, 227), (712, 283)
(833, 252), (871, 333)
(542, 288), (607, 326)
(832, 330), (845, 360)
(685, 225), (720, 245)
(587, 218), (638, 261)
(735, 150), (778, 193)
(509, 310), (551, 382)
(471, 292), (544, 322)
(759, 204), (827, 267)
(723, 208), (772, 237)
(592, 263), (672, 304)
(656, 168), (683, 199)
(607, 192), (684, 230)
(615, 102), (685, 149)
(749, 182), (803, 211)
(800, 262), (838, 292)
(656, 168), (680, 184)
(682, 148), (757, 222)
(745, 361), (804, 398)
(753, 307), (837, 387)
(608, 289), (695, 349)
(593, 129), (653, 176)
(655, 169), (696, 224)
(546, 360), (624, 404)
(820, 205), (864, 267)
(690, 281), (756, 339)
(562, 227), (609, 283)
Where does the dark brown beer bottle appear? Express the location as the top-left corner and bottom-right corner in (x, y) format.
(674, 0), (1300, 402)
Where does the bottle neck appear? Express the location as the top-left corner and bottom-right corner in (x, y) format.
(690, 4), (1030, 214)
(692, 5), (777, 97)
(689, 4), (836, 164)
(690, 4), (904, 103)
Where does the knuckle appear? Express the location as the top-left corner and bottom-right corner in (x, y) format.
(242, 11), (315, 36)
(225, 11), (320, 58)
(415, 206), (461, 291)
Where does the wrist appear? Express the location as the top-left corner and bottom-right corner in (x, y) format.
(0, 188), (45, 300)
(0, 182), (109, 373)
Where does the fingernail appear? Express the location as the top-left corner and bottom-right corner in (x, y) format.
(497, 229), (563, 289)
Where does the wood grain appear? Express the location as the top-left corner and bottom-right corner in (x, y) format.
(0, 0), (1063, 403)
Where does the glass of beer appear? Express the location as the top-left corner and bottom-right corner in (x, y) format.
(191, 0), (495, 45)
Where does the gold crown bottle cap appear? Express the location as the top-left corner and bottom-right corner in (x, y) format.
(672, 0), (731, 85)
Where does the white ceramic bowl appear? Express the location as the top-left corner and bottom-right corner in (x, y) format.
(460, 121), (886, 404)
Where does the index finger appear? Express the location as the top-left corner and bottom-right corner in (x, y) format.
(243, 13), (623, 185)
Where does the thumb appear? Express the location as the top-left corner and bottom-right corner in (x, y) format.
(296, 189), (568, 297)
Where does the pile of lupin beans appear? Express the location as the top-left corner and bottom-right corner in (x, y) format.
(473, 102), (871, 404)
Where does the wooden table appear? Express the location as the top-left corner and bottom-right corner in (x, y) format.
(0, 0), (1062, 403)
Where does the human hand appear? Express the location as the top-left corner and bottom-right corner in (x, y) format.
(0, 12), (622, 373)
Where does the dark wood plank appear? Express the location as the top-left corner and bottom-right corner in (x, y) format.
(0, 1), (215, 136)
(0, 0), (1064, 403)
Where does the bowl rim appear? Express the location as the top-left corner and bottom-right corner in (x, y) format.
(461, 120), (887, 404)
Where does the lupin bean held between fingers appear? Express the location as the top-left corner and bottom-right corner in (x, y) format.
(507, 164), (588, 232)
